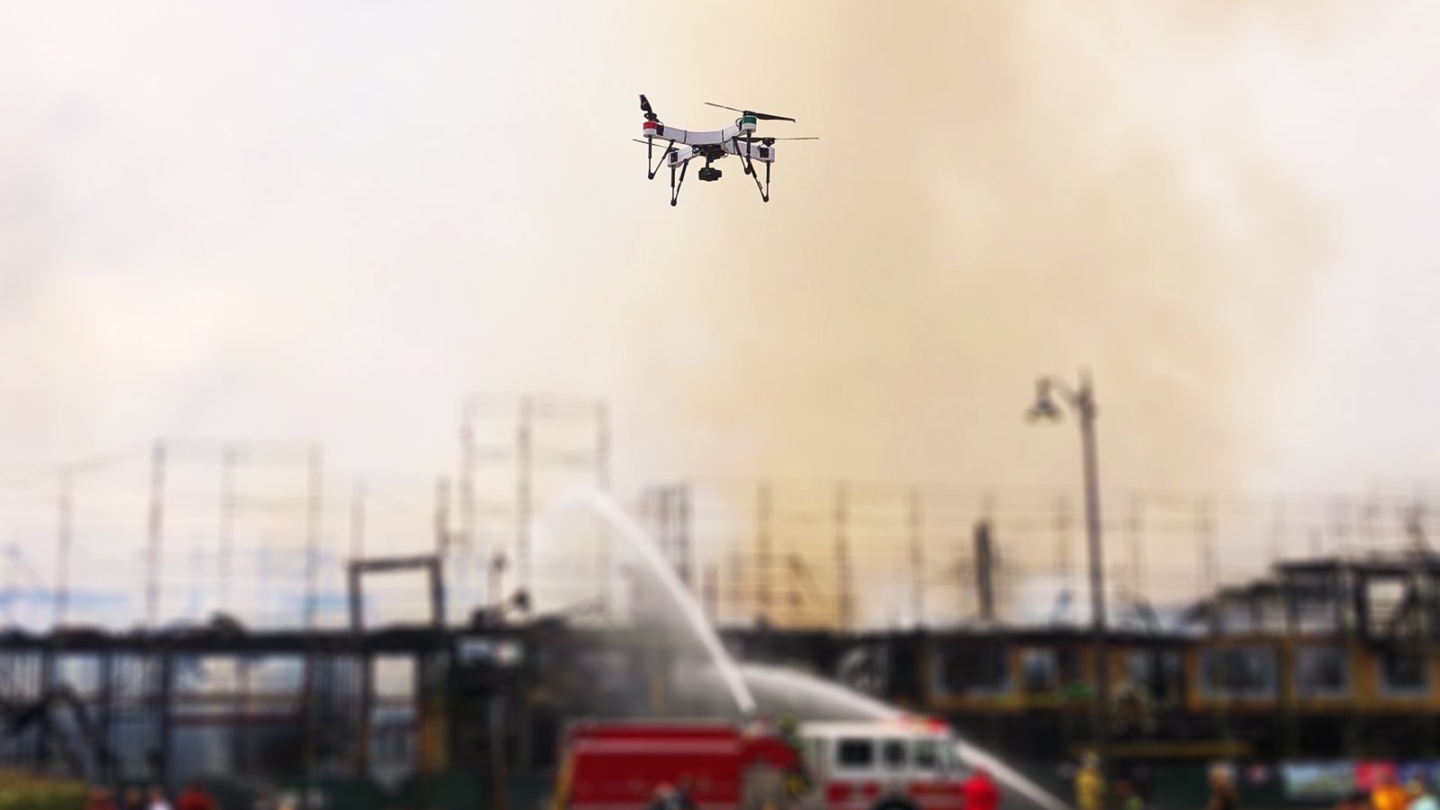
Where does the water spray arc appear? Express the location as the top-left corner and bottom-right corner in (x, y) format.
(533, 487), (759, 717)
(533, 486), (1072, 810)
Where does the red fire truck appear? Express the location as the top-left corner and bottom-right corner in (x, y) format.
(552, 715), (972, 810)
(552, 718), (807, 810)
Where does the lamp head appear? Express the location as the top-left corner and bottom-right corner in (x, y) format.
(1026, 378), (1064, 423)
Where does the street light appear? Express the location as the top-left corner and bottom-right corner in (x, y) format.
(1027, 369), (1110, 774)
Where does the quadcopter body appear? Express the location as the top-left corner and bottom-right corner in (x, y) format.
(635, 94), (816, 206)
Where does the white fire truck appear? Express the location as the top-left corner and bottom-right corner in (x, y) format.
(794, 717), (972, 810)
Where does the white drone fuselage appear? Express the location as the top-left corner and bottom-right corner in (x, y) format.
(642, 120), (778, 166)
(637, 97), (805, 205)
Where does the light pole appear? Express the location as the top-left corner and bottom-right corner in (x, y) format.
(1027, 369), (1109, 773)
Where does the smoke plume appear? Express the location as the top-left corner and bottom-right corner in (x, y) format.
(610, 1), (1336, 493)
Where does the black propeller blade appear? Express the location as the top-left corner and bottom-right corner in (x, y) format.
(640, 94), (659, 122)
(706, 101), (796, 123)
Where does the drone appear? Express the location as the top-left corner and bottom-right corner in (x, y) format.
(635, 94), (817, 206)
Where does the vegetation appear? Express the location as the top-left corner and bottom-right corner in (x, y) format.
(0, 771), (87, 810)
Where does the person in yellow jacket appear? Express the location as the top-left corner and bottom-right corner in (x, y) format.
(1075, 754), (1105, 810)
(1371, 772), (1408, 810)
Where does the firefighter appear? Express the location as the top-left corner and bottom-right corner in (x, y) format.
(775, 714), (811, 800)
(1074, 754), (1105, 810)
(649, 777), (698, 810)
(1371, 772), (1407, 810)
(1407, 779), (1439, 810)
(963, 767), (1001, 810)
(1203, 765), (1237, 810)
(1115, 780), (1142, 810)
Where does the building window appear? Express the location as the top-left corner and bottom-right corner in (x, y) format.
(933, 643), (1011, 697)
(1128, 649), (1185, 704)
(1200, 647), (1277, 700)
(1377, 648), (1429, 696)
(1294, 646), (1350, 697)
(1022, 649), (1058, 693)
(836, 738), (874, 771)
(1021, 648), (1086, 695)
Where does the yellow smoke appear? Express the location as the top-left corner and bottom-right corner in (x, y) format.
(593, 1), (1342, 622)
(608, 1), (1334, 491)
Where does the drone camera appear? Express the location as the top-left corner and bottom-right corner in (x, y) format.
(698, 166), (722, 182)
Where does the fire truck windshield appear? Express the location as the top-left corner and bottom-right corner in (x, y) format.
(914, 738), (940, 771)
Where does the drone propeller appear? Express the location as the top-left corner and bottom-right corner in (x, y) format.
(639, 94), (659, 122)
(705, 102), (796, 123)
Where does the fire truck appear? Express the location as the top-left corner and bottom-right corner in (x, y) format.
(794, 718), (970, 810)
(552, 715), (972, 810)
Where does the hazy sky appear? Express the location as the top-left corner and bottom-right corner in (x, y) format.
(2, 0), (1437, 506)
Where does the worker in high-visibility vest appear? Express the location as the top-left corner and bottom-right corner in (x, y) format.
(1408, 780), (1439, 810)
(1371, 772), (1407, 810)
(1074, 753), (1105, 810)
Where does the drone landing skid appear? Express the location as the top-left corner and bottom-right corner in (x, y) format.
(644, 145), (773, 207)
(643, 138), (690, 207)
(732, 138), (773, 203)
(669, 160), (688, 207)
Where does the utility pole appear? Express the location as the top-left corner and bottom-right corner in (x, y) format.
(1198, 496), (1216, 595)
(676, 487), (693, 591)
(459, 398), (478, 608)
(304, 444), (323, 632)
(55, 472), (72, 628)
(350, 479), (367, 562)
(219, 445), (236, 614)
(146, 442), (167, 627)
(834, 483), (853, 631)
(1027, 370), (1109, 774)
(1055, 495), (1073, 586)
(1406, 504), (1435, 754)
(516, 398), (533, 596)
(435, 477), (451, 557)
(974, 521), (996, 624)
(595, 402), (612, 609)
(1128, 494), (1145, 594)
(756, 483), (772, 624)
(302, 443), (323, 810)
(907, 488), (925, 627)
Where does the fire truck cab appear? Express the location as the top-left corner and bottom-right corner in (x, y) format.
(795, 718), (970, 810)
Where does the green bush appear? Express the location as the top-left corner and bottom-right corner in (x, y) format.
(0, 771), (87, 810)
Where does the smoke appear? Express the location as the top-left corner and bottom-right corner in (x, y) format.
(612, 2), (1336, 493)
(0, 0), (1386, 618)
(0, 1), (1352, 488)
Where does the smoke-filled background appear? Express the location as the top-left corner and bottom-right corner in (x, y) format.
(2, 1), (1439, 623)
